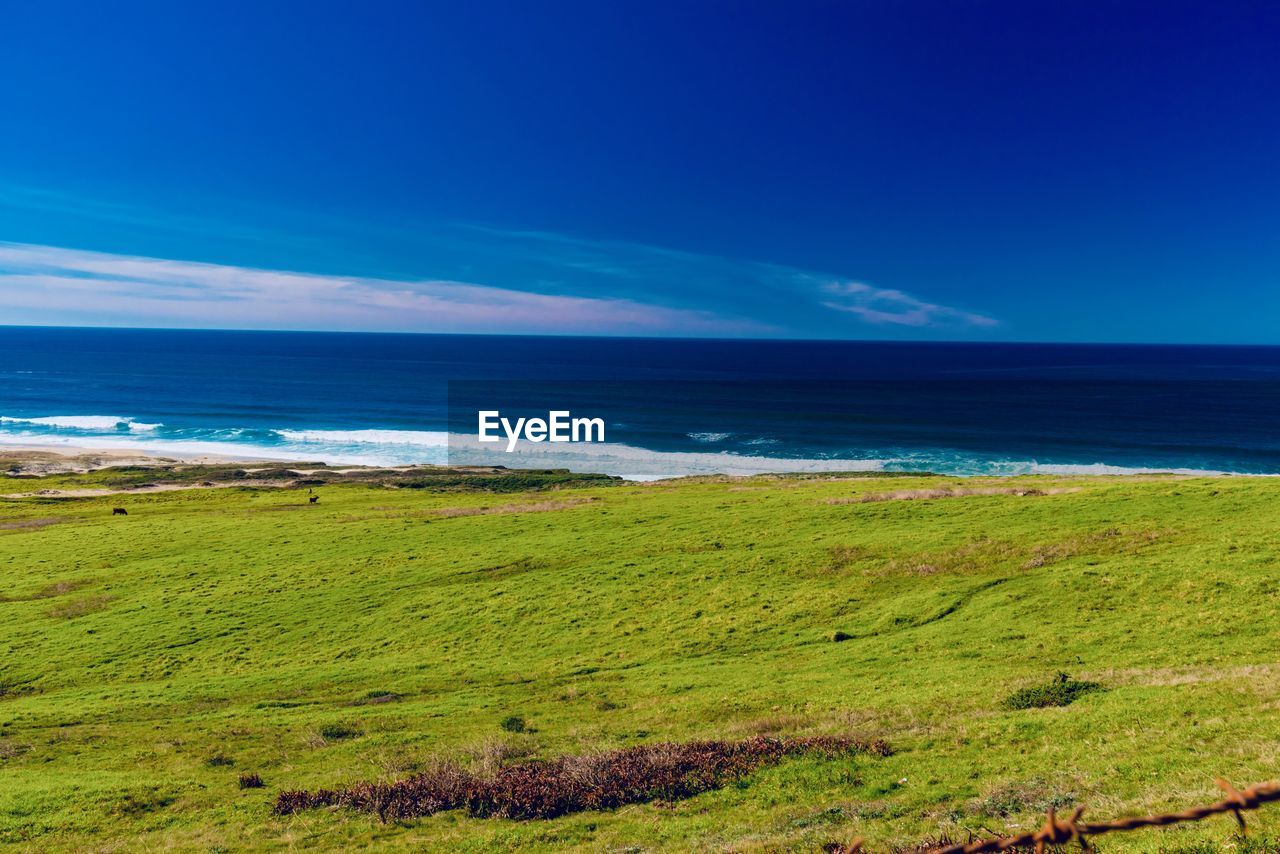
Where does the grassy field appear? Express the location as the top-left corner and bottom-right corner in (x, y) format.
(3, 467), (1280, 851)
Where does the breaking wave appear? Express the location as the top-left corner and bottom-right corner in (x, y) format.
(0, 415), (160, 432)
(0, 413), (1257, 479)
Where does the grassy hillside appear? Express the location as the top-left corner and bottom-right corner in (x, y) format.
(2, 470), (1280, 851)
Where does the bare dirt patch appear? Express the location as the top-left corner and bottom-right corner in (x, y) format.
(1021, 527), (1166, 569)
(0, 578), (92, 603)
(871, 527), (1169, 577)
(432, 497), (599, 518)
(0, 517), (63, 531)
(826, 545), (879, 572)
(823, 486), (1077, 505)
(48, 594), (113, 619)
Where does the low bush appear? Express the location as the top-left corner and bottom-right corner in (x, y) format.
(319, 722), (362, 740)
(275, 735), (891, 822)
(352, 690), (401, 706)
(1004, 672), (1102, 710)
(499, 715), (528, 733)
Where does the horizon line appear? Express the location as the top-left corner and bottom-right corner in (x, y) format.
(1, 322), (1276, 349)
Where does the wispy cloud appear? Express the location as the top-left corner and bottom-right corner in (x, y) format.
(459, 224), (999, 332)
(0, 242), (771, 336)
(0, 201), (997, 337)
(819, 281), (998, 328)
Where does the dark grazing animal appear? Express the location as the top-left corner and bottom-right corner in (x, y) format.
(309, 495), (319, 504)
(112, 507), (128, 516)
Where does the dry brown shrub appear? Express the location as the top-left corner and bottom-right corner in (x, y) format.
(909, 564), (943, 576)
(464, 735), (538, 775)
(276, 735), (891, 822)
(738, 712), (810, 735)
(0, 741), (31, 760)
(370, 748), (421, 776)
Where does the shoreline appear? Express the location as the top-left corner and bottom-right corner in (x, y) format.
(0, 442), (1261, 482)
(0, 433), (1258, 480)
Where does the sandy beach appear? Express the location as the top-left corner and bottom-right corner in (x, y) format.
(0, 444), (288, 475)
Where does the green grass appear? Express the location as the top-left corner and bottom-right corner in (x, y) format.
(2, 471), (1280, 851)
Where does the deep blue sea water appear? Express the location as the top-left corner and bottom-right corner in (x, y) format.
(3, 326), (1280, 479)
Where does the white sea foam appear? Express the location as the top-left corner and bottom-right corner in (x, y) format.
(274, 428), (450, 446)
(687, 431), (732, 442)
(446, 433), (887, 480)
(0, 416), (1265, 478)
(0, 429), (440, 466)
(0, 415), (160, 431)
(1017, 461), (1237, 477)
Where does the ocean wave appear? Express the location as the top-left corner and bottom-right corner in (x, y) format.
(274, 428), (449, 446)
(687, 431), (733, 442)
(0, 429), (445, 466)
(0, 414), (160, 432)
(0, 421), (886, 477)
(0, 415), (1265, 478)
(447, 434), (888, 480)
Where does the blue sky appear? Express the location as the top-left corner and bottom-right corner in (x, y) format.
(1, 1), (1278, 341)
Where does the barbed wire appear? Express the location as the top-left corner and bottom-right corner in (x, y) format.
(831, 778), (1280, 854)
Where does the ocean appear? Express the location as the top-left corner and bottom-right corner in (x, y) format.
(2, 326), (1280, 479)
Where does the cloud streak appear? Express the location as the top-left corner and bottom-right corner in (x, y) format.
(0, 225), (997, 337)
(0, 242), (771, 337)
(458, 224), (999, 333)
(819, 281), (998, 328)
